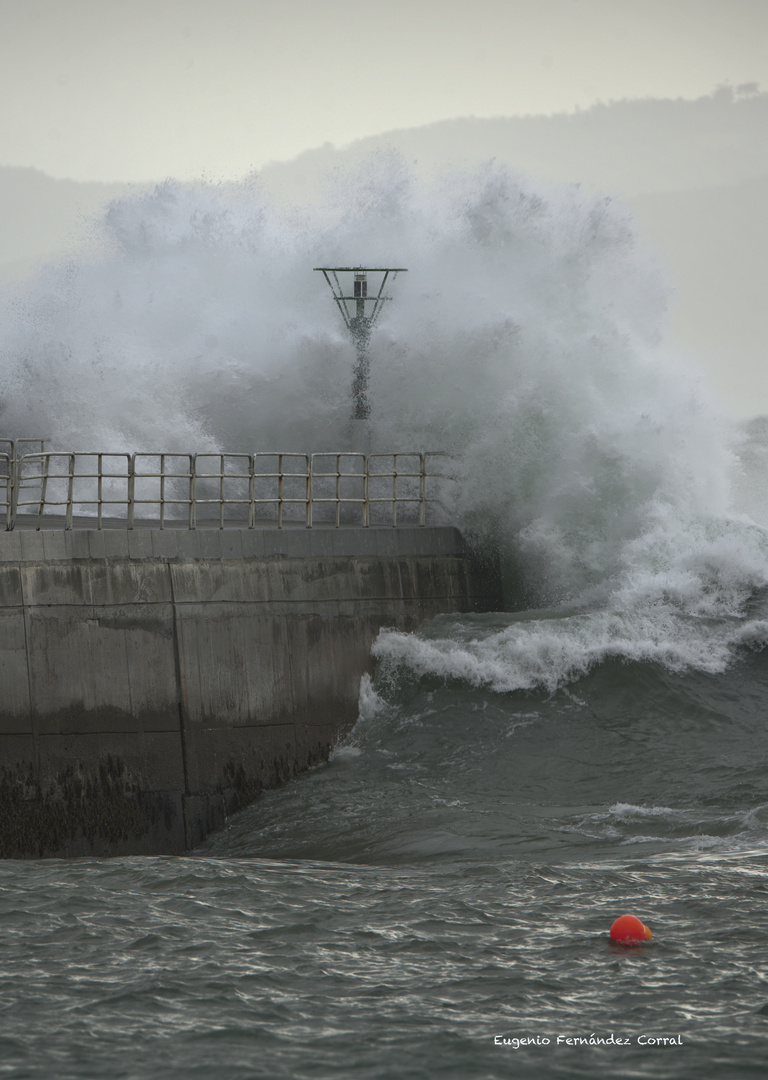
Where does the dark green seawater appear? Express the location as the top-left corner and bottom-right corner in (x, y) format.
(4, 606), (768, 1079)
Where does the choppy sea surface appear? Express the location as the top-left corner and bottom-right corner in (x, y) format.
(3, 155), (768, 1077)
(4, 622), (768, 1080)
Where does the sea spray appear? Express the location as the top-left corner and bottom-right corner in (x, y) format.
(0, 154), (762, 630)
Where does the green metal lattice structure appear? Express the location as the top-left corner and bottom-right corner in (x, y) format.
(314, 266), (407, 421)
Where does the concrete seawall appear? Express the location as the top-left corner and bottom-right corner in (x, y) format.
(0, 527), (499, 858)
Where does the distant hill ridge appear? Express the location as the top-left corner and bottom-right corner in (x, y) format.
(257, 85), (768, 199)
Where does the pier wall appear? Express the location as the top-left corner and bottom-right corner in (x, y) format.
(0, 527), (499, 857)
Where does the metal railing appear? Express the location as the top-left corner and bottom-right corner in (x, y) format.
(0, 450), (454, 531)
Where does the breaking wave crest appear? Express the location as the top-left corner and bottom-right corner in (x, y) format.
(2, 153), (768, 672)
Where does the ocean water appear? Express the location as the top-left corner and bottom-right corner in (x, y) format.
(2, 158), (768, 1078)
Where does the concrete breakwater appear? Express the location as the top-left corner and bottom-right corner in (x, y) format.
(0, 526), (499, 858)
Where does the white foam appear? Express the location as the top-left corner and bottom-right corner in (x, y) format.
(357, 673), (386, 723)
(556, 802), (768, 853)
(373, 606), (768, 694)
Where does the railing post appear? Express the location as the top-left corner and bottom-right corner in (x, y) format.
(127, 455), (136, 529)
(306, 454), (312, 528)
(64, 453), (75, 531)
(96, 454), (103, 530)
(218, 454), (225, 530)
(277, 454), (283, 530)
(335, 454), (342, 528)
(392, 454), (398, 527)
(1, 455), (7, 532)
(8, 450), (19, 531)
(248, 455), (255, 529)
(8, 443), (16, 532)
(419, 452), (426, 527)
(159, 453), (166, 530)
(189, 455), (197, 530)
(36, 455), (49, 530)
(363, 454), (369, 527)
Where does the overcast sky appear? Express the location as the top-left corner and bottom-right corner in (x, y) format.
(1, 0), (766, 183)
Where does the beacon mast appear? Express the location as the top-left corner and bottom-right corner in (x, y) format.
(314, 266), (407, 426)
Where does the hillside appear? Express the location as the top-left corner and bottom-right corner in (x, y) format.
(257, 86), (768, 201)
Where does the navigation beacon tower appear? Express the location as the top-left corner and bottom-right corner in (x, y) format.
(314, 266), (407, 430)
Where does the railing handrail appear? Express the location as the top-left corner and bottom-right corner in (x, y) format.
(1, 449), (454, 532)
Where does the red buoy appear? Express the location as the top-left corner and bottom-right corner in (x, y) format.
(610, 915), (652, 943)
